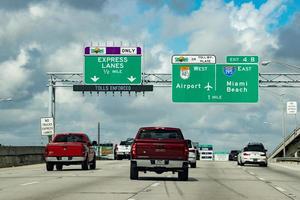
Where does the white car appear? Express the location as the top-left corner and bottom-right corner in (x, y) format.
(237, 143), (268, 167)
(187, 140), (197, 168)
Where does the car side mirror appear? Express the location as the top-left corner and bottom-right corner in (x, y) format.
(92, 141), (98, 146)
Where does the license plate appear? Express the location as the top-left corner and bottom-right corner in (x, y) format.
(61, 157), (69, 161)
(253, 158), (258, 162)
(156, 160), (164, 165)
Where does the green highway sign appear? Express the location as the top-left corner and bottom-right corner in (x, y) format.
(84, 46), (142, 84)
(226, 55), (259, 63)
(172, 55), (258, 103)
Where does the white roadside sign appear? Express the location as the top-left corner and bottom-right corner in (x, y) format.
(40, 117), (54, 136)
(287, 101), (297, 115)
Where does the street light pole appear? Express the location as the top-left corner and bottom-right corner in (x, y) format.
(261, 60), (296, 158)
(280, 94), (286, 157)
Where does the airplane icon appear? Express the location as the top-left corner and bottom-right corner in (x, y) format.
(204, 82), (213, 91)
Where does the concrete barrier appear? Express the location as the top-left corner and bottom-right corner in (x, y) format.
(0, 146), (45, 168)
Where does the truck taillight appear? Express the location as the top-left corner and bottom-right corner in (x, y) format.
(82, 147), (86, 156)
(131, 143), (136, 159)
(184, 146), (189, 160)
(44, 146), (48, 157)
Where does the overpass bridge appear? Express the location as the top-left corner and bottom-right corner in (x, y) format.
(269, 128), (300, 160)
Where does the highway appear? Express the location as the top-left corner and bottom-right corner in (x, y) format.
(0, 161), (299, 200)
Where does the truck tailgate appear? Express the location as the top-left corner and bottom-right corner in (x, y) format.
(135, 139), (187, 160)
(46, 142), (85, 157)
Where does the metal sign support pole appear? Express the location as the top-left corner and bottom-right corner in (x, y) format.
(48, 78), (56, 142)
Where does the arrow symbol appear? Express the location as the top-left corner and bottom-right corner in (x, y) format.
(91, 76), (99, 82)
(127, 76), (136, 82)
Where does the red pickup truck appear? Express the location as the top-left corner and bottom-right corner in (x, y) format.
(130, 127), (189, 181)
(44, 133), (97, 171)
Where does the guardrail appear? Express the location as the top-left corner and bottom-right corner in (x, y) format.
(275, 157), (300, 163)
(0, 146), (45, 168)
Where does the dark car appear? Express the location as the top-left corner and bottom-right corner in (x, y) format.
(229, 150), (240, 161)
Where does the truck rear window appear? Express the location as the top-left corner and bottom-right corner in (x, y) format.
(120, 141), (133, 145)
(138, 129), (183, 139)
(54, 135), (84, 143)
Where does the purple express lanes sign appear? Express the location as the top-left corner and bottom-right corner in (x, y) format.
(84, 46), (142, 84)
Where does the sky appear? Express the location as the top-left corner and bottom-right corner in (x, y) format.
(1, 0), (300, 153)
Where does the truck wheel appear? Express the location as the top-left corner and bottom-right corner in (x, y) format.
(90, 156), (96, 170)
(130, 162), (138, 180)
(56, 164), (63, 171)
(178, 167), (188, 181)
(82, 157), (89, 170)
(190, 163), (196, 168)
(46, 162), (54, 171)
(117, 155), (122, 160)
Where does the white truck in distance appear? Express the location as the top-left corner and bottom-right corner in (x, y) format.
(114, 139), (133, 160)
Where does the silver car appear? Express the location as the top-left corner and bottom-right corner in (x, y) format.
(187, 140), (197, 168)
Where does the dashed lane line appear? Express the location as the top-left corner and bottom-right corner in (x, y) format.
(151, 183), (160, 187)
(20, 181), (39, 186)
(275, 186), (286, 192)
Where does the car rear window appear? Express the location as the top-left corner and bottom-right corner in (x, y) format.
(138, 129), (183, 139)
(54, 135), (84, 143)
(120, 141), (133, 145)
(245, 145), (265, 152)
(187, 140), (192, 148)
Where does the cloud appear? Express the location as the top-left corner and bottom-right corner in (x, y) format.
(0, 45), (36, 98)
(275, 13), (300, 61)
(0, 0), (40, 11)
(0, 0), (298, 154)
(45, 43), (83, 72)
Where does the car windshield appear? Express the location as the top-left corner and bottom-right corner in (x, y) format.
(54, 135), (84, 143)
(246, 145), (265, 152)
(138, 129), (183, 139)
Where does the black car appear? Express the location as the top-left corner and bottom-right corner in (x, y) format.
(229, 150), (240, 161)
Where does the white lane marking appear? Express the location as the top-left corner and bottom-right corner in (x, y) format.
(249, 172), (255, 175)
(275, 186), (286, 192)
(151, 183), (160, 187)
(21, 181), (39, 186)
(258, 177), (265, 181)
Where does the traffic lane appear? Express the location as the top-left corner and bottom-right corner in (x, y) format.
(240, 162), (300, 199)
(0, 160), (157, 200)
(129, 161), (291, 200)
(0, 160), (127, 191)
(0, 160), (295, 200)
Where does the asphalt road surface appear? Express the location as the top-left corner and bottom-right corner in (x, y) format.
(0, 160), (299, 200)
